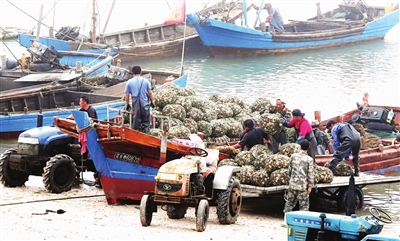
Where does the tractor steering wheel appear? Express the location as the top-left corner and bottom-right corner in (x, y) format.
(369, 207), (392, 224)
(189, 147), (208, 157)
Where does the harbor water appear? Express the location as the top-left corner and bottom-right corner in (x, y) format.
(1, 5), (399, 235)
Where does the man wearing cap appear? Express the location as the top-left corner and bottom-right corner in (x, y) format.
(312, 120), (333, 155)
(283, 109), (318, 162)
(252, 2), (285, 32)
(326, 120), (361, 176)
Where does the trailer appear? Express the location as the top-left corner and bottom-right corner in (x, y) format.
(241, 173), (399, 211)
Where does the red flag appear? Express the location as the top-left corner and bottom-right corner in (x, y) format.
(164, 0), (186, 25)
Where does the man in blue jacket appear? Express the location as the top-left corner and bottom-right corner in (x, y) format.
(326, 120), (361, 176)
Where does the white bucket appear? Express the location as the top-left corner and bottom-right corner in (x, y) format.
(0, 55), (6, 69)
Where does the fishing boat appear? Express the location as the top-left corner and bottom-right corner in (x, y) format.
(315, 103), (400, 174)
(186, 0), (400, 57)
(54, 109), (228, 204)
(16, 0), (249, 62)
(0, 85), (126, 139)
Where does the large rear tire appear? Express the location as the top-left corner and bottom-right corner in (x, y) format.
(196, 199), (209, 232)
(43, 154), (77, 193)
(140, 195), (154, 226)
(216, 177), (242, 224)
(0, 148), (29, 187)
(166, 204), (188, 219)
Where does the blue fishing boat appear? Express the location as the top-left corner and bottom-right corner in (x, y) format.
(186, 1), (400, 57)
(0, 87), (125, 139)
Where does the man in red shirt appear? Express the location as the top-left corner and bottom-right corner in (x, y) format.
(283, 109), (317, 162)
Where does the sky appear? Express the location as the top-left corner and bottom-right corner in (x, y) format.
(1, 0), (399, 36)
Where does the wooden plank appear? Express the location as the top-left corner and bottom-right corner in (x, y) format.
(146, 29), (151, 42)
(160, 27), (165, 40)
(131, 31), (136, 44)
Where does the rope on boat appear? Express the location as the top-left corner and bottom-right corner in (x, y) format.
(76, 120), (95, 133)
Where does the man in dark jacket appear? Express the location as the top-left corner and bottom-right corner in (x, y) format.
(326, 120), (361, 176)
(233, 119), (278, 153)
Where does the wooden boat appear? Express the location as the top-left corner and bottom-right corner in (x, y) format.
(186, 0), (400, 57)
(16, 1), (249, 62)
(54, 109), (228, 204)
(315, 104), (400, 174)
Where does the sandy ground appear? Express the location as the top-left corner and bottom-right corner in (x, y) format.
(1, 175), (399, 241)
(0, 175), (287, 241)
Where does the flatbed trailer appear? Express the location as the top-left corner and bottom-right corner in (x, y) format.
(241, 173), (399, 210)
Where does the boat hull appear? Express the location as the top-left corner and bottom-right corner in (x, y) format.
(186, 8), (400, 57)
(0, 87), (124, 139)
(315, 105), (400, 174)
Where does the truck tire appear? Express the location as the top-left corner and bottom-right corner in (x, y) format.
(339, 186), (364, 211)
(216, 177), (242, 224)
(43, 154), (77, 193)
(0, 148), (29, 187)
(166, 204), (188, 219)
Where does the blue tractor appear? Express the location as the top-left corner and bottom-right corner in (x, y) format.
(0, 125), (97, 193)
(286, 208), (397, 241)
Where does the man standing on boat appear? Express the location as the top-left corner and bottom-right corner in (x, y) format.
(326, 120), (361, 176)
(283, 109), (317, 162)
(124, 66), (155, 134)
(252, 2), (284, 32)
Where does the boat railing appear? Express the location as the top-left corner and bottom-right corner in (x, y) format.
(106, 105), (132, 128)
(105, 104), (171, 131)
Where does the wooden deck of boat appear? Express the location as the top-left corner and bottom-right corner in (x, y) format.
(241, 173), (399, 197)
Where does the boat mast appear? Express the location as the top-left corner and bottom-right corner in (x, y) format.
(36, 5), (44, 40)
(91, 0), (97, 43)
(102, 0), (116, 34)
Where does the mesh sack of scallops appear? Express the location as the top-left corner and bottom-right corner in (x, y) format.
(324, 160), (352, 176)
(237, 165), (255, 184)
(251, 169), (270, 187)
(258, 112), (284, 136)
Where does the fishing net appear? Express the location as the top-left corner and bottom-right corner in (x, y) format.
(279, 143), (301, 157)
(237, 165), (255, 184)
(269, 168), (289, 186)
(251, 169), (270, 187)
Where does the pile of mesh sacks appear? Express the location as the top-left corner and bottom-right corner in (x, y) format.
(148, 83), (357, 187)
(150, 82), (281, 144)
(218, 143), (335, 187)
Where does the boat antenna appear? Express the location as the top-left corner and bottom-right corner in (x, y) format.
(180, 20), (186, 77)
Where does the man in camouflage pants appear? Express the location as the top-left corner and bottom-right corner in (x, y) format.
(284, 139), (315, 214)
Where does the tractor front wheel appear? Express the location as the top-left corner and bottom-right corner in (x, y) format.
(43, 154), (77, 193)
(196, 199), (209, 232)
(140, 194), (155, 226)
(0, 148), (29, 187)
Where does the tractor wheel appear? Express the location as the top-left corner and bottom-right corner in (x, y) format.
(0, 148), (29, 187)
(140, 195), (154, 226)
(43, 154), (77, 193)
(166, 204), (188, 219)
(216, 177), (242, 224)
(339, 186), (364, 211)
(196, 199), (209, 232)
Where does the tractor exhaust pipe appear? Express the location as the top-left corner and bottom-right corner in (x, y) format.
(316, 213), (326, 241)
